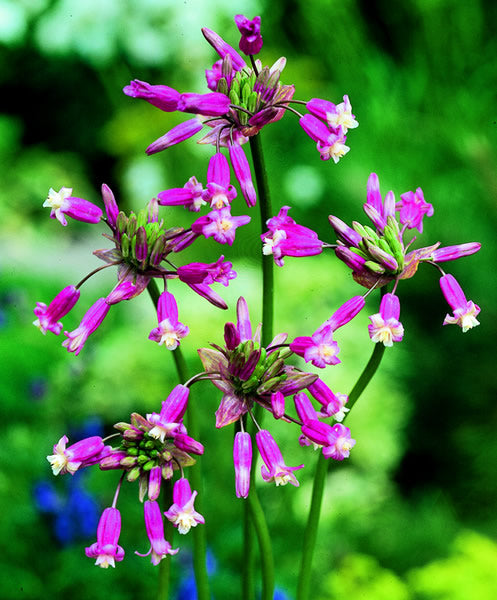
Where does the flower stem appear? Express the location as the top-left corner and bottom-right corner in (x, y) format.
(245, 132), (275, 600)
(249, 133), (273, 348)
(146, 279), (210, 600)
(296, 341), (386, 600)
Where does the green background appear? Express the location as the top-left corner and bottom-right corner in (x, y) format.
(1, 0), (496, 598)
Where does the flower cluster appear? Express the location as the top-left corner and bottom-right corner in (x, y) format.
(196, 297), (356, 497)
(47, 385), (204, 567)
(123, 13), (357, 208)
(34, 184), (240, 355)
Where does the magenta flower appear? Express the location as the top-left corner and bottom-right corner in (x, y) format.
(157, 176), (206, 212)
(202, 152), (238, 209)
(164, 478), (205, 534)
(299, 116), (350, 162)
(62, 298), (110, 355)
(85, 507), (125, 568)
(440, 274), (480, 332)
(396, 188), (434, 233)
(301, 420), (356, 460)
(148, 291), (189, 350)
(256, 430), (303, 487)
(306, 95), (358, 134)
(368, 293), (404, 346)
(47, 435), (104, 476)
(147, 385), (190, 443)
(122, 79), (180, 111)
(136, 501), (178, 565)
(234, 14), (263, 55)
(177, 255), (236, 287)
(290, 324), (340, 368)
(233, 431), (252, 498)
(43, 187), (102, 226)
(33, 285), (80, 335)
(262, 206), (323, 266)
(192, 206), (251, 245)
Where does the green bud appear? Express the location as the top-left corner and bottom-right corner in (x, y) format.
(263, 349), (280, 370)
(241, 374), (260, 392)
(364, 260), (385, 274)
(113, 422), (131, 432)
(142, 460), (156, 472)
(127, 447), (138, 456)
(121, 233), (130, 258)
(238, 110), (249, 125)
(247, 91), (258, 113)
(126, 467), (141, 482)
(267, 69), (280, 90)
(279, 348), (293, 360)
(264, 358), (284, 381)
(144, 440), (155, 450)
(116, 211), (128, 235)
(136, 207), (148, 229)
(352, 221), (369, 238)
(363, 225), (380, 243)
(217, 77), (228, 96)
(230, 78), (240, 97)
(229, 89), (240, 107)
(120, 456), (137, 468)
(256, 376), (281, 394)
(127, 213), (137, 238)
(137, 454), (149, 465)
(241, 80), (251, 105)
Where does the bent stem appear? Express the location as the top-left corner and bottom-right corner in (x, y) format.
(146, 279), (210, 600)
(241, 133), (274, 600)
(296, 342), (386, 600)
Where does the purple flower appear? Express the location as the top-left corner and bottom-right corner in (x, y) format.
(62, 298), (110, 355)
(396, 188), (434, 233)
(148, 291), (189, 350)
(147, 118), (204, 155)
(47, 435), (104, 476)
(228, 142), (257, 207)
(158, 176), (206, 212)
(234, 14), (263, 55)
(308, 379), (349, 421)
(147, 385), (190, 443)
(299, 116), (349, 162)
(262, 206), (323, 266)
(256, 430), (303, 487)
(33, 285), (80, 335)
(202, 152), (238, 209)
(301, 421), (356, 460)
(164, 478), (205, 534)
(431, 242), (481, 262)
(440, 274), (480, 332)
(233, 431), (252, 498)
(290, 325), (340, 368)
(85, 507), (125, 568)
(368, 293), (404, 346)
(43, 187), (102, 226)
(191, 207), (251, 245)
(136, 501), (178, 565)
(306, 95), (358, 134)
(177, 256), (236, 287)
(122, 79), (180, 111)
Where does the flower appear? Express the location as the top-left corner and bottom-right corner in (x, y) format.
(85, 507), (125, 568)
(43, 187), (102, 226)
(262, 206), (324, 266)
(234, 14), (263, 55)
(148, 291), (189, 350)
(136, 501), (178, 565)
(62, 298), (110, 355)
(301, 421), (356, 460)
(191, 207), (251, 245)
(164, 478), (205, 534)
(440, 274), (480, 332)
(147, 385), (190, 443)
(33, 285), (80, 335)
(233, 431), (252, 498)
(47, 435), (104, 476)
(368, 293), (404, 346)
(256, 430), (303, 486)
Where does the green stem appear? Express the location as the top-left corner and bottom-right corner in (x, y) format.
(244, 133), (275, 600)
(249, 134), (274, 347)
(157, 481), (174, 600)
(146, 279), (210, 600)
(296, 342), (386, 600)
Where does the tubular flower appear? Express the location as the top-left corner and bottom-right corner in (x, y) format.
(43, 187), (102, 226)
(47, 435), (105, 476)
(148, 291), (189, 350)
(233, 431), (252, 498)
(164, 478), (205, 534)
(85, 507), (125, 568)
(368, 293), (404, 346)
(35, 182), (237, 353)
(136, 501), (178, 565)
(256, 430), (303, 487)
(440, 274), (480, 332)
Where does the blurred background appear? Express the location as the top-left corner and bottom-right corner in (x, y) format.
(1, 0), (496, 598)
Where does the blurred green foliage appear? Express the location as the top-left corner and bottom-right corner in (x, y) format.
(1, 0), (496, 598)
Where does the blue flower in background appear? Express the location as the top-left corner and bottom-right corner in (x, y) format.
(175, 549), (217, 600)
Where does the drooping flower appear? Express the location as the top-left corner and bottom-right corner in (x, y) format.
(43, 187), (102, 226)
(177, 256), (237, 287)
(136, 500), (178, 565)
(148, 291), (189, 350)
(62, 298), (110, 355)
(164, 478), (205, 534)
(85, 507), (125, 568)
(301, 421), (356, 460)
(233, 431), (252, 498)
(256, 429), (303, 487)
(147, 385), (190, 443)
(440, 274), (480, 332)
(306, 95), (359, 133)
(33, 285), (80, 335)
(368, 293), (404, 346)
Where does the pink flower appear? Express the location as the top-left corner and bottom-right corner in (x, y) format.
(234, 14), (263, 55)
(33, 285), (80, 335)
(147, 385), (190, 443)
(62, 298), (110, 355)
(192, 207), (251, 245)
(396, 187), (434, 233)
(43, 187), (102, 226)
(440, 274), (480, 332)
(148, 291), (189, 350)
(202, 152), (238, 209)
(85, 507), (125, 568)
(290, 324), (340, 368)
(368, 293), (404, 346)
(256, 430), (303, 487)
(164, 478), (205, 534)
(47, 435), (104, 475)
(136, 501), (178, 565)
(233, 431), (252, 498)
